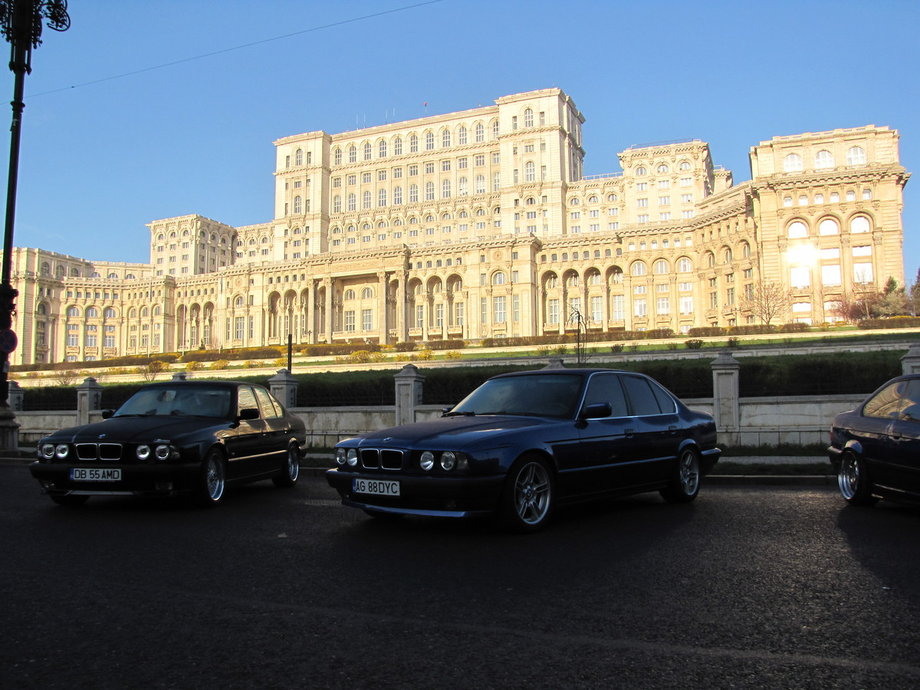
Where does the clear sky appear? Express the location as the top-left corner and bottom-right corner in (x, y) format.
(3, 0), (918, 285)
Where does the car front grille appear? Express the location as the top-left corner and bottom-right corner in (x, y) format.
(359, 448), (404, 470)
(75, 443), (124, 461)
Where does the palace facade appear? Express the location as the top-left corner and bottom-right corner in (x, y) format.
(6, 88), (909, 365)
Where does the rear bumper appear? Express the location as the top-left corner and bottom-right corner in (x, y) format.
(326, 468), (505, 518)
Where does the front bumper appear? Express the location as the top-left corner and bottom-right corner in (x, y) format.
(30, 460), (202, 497)
(326, 468), (505, 518)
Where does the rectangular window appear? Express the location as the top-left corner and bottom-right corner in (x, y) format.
(822, 265), (842, 286)
(344, 311), (355, 332)
(362, 309), (372, 331)
(679, 296), (693, 314)
(548, 299), (560, 325)
(656, 297), (670, 315)
(633, 299), (647, 317)
(493, 296), (506, 324)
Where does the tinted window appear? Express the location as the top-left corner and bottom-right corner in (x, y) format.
(583, 373), (628, 417)
(648, 379), (677, 413)
(902, 380), (920, 422)
(864, 381), (905, 419)
(237, 386), (260, 417)
(453, 374), (583, 418)
(622, 375), (662, 416)
(254, 386), (282, 419)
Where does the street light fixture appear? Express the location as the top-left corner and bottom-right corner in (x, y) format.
(0, 0), (70, 448)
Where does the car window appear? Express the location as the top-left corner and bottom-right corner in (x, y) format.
(621, 375), (662, 416)
(254, 386), (282, 419)
(900, 379), (920, 422)
(237, 386), (261, 418)
(583, 373), (628, 417)
(115, 386), (230, 417)
(452, 374), (583, 418)
(863, 381), (905, 419)
(648, 379), (677, 414)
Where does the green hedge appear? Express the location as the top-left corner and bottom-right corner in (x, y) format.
(738, 351), (901, 396)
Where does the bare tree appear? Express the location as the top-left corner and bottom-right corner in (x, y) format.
(741, 280), (790, 327)
(138, 359), (168, 382)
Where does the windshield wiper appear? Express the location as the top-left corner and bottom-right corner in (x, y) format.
(442, 410), (476, 417)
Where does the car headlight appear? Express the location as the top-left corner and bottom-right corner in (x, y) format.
(154, 444), (172, 461)
(55, 444), (69, 459)
(440, 451), (457, 471)
(419, 451), (435, 471)
(39, 443), (56, 460)
(335, 448), (347, 465)
(136, 444), (151, 461)
(346, 449), (358, 467)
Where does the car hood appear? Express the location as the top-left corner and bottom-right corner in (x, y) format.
(354, 415), (555, 449)
(42, 416), (226, 444)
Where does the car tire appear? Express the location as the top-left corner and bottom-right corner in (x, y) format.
(195, 448), (226, 507)
(837, 451), (878, 506)
(49, 493), (89, 507)
(272, 445), (301, 488)
(499, 456), (555, 532)
(660, 447), (701, 503)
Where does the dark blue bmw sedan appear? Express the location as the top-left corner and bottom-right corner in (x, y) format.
(326, 367), (721, 531)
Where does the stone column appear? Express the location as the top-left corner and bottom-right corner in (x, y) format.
(7, 380), (23, 411)
(394, 364), (425, 426)
(711, 350), (740, 435)
(76, 377), (103, 426)
(901, 342), (920, 375)
(268, 368), (298, 409)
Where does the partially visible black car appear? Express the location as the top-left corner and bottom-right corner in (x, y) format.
(30, 380), (307, 507)
(828, 373), (920, 506)
(326, 368), (721, 531)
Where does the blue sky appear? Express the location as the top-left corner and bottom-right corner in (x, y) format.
(3, 0), (918, 285)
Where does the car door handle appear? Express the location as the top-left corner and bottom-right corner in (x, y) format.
(624, 428), (636, 437)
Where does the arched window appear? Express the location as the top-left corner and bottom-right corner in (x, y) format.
(293, 196), (302, 214)
(378, 139), (387, 158)
(294, 149), (303, 166)
(846, 146), (866, 166)
(523, 108), (534, 127)
(409, 134), (418, 153)
(333, 148), (342, 165)
(657, 163), (669, 174)
(343, 289), (355, 301)
(850, 216), (871, 233)
(787, 221), (808, 238)
(636, 166), (647, 176)
(493, 272), (506, 285)
(348, 145), (356, 163)
(67, 306), (80, 318)
(653, 259), (669, 274)
(85, 307), (98, 318)
(783, 153), (803, 172)
(425, 131), (435, 150)
(441, 129), (451, 147)
(524, 161), (535, 182)
(363, 142), (372, 160)
(677, 257), (693, 273)
(815, 150), (834, 169)
(631, 261), (647, 277)
(458, 126), (467, 145)
(393, 136), (403, 155)
(474, 122), (484, 143)
(104, 307), (116, 319)
(819, 218), (839, 235)
(361, 287), (374, 299)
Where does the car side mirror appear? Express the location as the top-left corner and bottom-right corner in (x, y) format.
(101, 409), (114, 419)
(238, 407), (260, 421)
(580, 402), (612, 419)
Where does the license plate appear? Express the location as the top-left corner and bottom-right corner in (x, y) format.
(352, 478), (400, 496)
(70, 468), (122, 482)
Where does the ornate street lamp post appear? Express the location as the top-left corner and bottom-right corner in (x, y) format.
(0, 0), (70, 449)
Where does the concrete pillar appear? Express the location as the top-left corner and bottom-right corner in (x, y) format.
(268, 368), (298, 409)
(172, 372), (188, 381)
(7, 380), (23, 411)
(76, 377), (103, 425)
(394, 364), (425, 426)
(901, 342), (920, 375)
(711, 350), (740, 434)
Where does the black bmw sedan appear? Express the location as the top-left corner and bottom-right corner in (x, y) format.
(326, 367), (721, 531)
(828, 373), (920, 506)
(30, 380), (307, 507)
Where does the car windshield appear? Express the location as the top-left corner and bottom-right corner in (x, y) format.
(114, 386), (232, 418)
(449, 374), (583, 418)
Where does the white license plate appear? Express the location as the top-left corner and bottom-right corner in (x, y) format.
(352, 478), (400, 496)
(70, 468), (122, 482)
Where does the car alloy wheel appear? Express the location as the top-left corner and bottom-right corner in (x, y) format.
(661, 448), (701, 503)
(273, 445), (300, 488)
(837, 452), (877, 506)
(197, 449), (226, 506)
(502, 457), (554, 532)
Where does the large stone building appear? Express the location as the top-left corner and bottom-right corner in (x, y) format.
(5, 88), (909, 365)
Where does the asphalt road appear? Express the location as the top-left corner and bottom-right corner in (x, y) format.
(2, 465), (919, 689)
